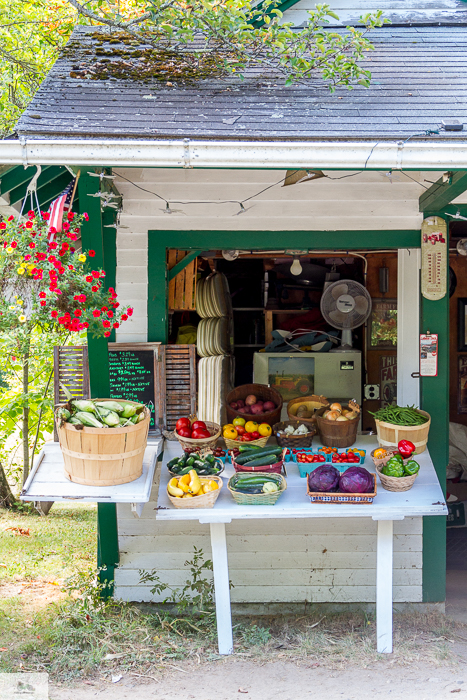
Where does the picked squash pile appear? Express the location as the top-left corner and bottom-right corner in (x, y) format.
(168, 469), (219, 499)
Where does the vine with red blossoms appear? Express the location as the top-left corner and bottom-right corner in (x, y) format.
(0, 209), (132, 345)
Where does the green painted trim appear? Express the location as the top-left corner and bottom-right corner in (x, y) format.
(97, 503), (119, 598)
(149, 229), (420, 252)
(419, 171), (467, 212)
(148, 236), (169, 343)
(420, 214), (448, 603)
(252, 0), (302, 27)
(168, 250), (201, 282)
(8, 167), (67, 207)
(0, 165), (41, 197)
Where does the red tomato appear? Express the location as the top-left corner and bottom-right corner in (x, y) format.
(191, 421), (207, 431)
(250, 431), (260, 440)
(242, 433), (252, 441)
(176, 417), (191, 432)
(236, 425), (246, 436)
(192, 428), (210, 439)
(306, 455), (313, 463)
(177, 427), (192, 438)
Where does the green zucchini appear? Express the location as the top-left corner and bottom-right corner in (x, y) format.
(233, 487), (264, 494)
(237, 445), (263, 453)
(167, 457), (179, 469)
(243, 454), (280, 467)
(235, 447), (282, 465)
(234, 474), (281, 486)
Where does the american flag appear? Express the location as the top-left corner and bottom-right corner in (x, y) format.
(48, 178), (76, 240)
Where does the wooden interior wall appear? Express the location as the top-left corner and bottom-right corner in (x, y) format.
(449, 254), (467, 426)
(362, 253), (398, 430)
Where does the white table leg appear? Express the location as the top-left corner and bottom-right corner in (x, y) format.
(210, 522), (233, 655)
(376, 519), (393, 653)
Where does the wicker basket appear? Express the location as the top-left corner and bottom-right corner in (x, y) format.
(56, 400), (150, 486)
(167, 475), (223, 508)
(174, 419), (221, 452)
(273, 421), (316, 448)
(224, 435), (269, 450)
(375, 463), (418, 492)
(315, 406), (359, 448)
(287, 395), (329, 426)
(228, 472), (287, 505)
(374, 410), (431, 455)
(231, 449), (286, 474)
(307, 473), (377, 504)
(370, 448), (399, 469)
(225, 384), (283, 427)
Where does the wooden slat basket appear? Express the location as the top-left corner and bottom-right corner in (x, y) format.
(56, 399), (150, 486)
(374, 410), (431, 455)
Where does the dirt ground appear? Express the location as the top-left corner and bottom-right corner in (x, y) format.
(50, 657), (467, 700)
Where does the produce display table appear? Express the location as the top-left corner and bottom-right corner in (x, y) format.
(21, 439), (163, 517)
(156, 436), (447, 656)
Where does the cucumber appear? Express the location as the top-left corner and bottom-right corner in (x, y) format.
(167, 457), (179, 469)
(235, 447), (282, 465)
(243, 454), (280, 467)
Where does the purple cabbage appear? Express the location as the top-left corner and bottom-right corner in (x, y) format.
(339, 466), (374, 494)
(308, 465), (340, 492)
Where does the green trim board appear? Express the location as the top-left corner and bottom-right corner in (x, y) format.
(252, 0), (302, 27)
(419, 171), (467, 212)
(168, 250), (202, 282)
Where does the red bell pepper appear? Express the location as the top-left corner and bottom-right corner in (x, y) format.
(398, 439), (415, 459)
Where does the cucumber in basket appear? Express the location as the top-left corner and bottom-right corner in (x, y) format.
(235, 447), (282, 465)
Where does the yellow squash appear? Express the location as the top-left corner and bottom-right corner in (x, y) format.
(188, 469), (202, 495)
(167, 478), (184, 498)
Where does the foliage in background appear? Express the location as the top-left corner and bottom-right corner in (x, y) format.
(1, 0), (389, 137)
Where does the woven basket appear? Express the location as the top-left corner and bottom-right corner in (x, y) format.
(224, 435), (269, 450)
(174, 419), (221, 451)
(315, 406), (359, 448)
(370, 448), (400, 469)
(287, 395), (329, 427)
(225, 384), (283, 427)
(375, 463), (418, 492)
(273, 421), (316, 448)
(374, 410), (431, 455)
(231, 449), (286, 474)
(307, 473), (377, 504)
(167, 475), (223, 508)
(228, 472), (287, 505)
(56, 400), (150, 486)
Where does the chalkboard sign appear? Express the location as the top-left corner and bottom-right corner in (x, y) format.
(108, 343), (160, 432)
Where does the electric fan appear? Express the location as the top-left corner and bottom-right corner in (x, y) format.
(320, 280), (372, 353)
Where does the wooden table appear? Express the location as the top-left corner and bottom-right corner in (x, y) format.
(21, 439), (163, 517)
(156, 437), (447, 656)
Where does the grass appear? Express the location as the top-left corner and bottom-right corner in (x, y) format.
(0, 503), (461, 682)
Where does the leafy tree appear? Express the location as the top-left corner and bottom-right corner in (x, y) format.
(1, 0), (388, 137)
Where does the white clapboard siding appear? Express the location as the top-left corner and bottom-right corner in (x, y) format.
(115, 228), (147, 342)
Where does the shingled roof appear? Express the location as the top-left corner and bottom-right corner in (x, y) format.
(16, 24), (467, 141)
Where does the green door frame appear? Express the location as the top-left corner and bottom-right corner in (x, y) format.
(147, 227), (447, 604)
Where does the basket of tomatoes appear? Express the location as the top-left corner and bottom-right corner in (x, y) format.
(174, 416), (221, 452)
(222, 418), (272, 450)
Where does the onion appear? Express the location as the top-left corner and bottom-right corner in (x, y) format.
(329, 402), (342, 413)
(346, 411), (358, 420)
(325, 410), (340, 421)
(336, 415), (349, 421)
(323, 410), (330, 418)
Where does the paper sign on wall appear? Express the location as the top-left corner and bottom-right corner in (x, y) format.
(421, 216), (447, 300)
(420, 334), (438, 377)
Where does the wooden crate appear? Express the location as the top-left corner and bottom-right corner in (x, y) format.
(157, 345), (197, 430)
(53, 346), (90, 441)
(168, 250), (197, 310)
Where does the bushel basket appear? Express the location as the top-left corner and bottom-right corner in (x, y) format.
(374, 410), (431, 455)
(56, 399), (150, 486)
(315, 406), (359, 448)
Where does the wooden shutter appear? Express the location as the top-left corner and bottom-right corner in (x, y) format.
(53, 346), (90, 440)
(157, 345), (197, 430)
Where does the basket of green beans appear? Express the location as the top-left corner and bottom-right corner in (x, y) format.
(369, 405), (431, 456)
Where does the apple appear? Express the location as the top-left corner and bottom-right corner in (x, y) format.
(192, 428), (210, 439)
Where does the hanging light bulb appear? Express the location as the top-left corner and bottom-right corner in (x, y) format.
(290, 256), (302, 276)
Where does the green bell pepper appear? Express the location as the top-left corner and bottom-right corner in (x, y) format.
(390, 452), (404, 464)
(382, 457), (405, 478)
(404, 459), (420, 476)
